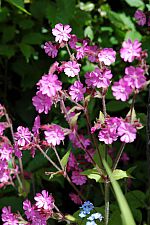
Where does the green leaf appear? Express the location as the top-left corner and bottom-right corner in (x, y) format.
(22, 32), (44, 45)
(60, 149), (71, 168)
(124, 0), (145, 10)
(65, 214), (76, 222)
(81, 168), (102, 182)
(107, 100), (129, 112)
(56, 0), (76, 24)
(125, 190), (146, 209)
(27, 153), (48, 172)
(78, 2), (95, 11)
(0, 44), (15, 58)
(107, 11), (135, 31)
(70, 112), (81, 127)
(7, 0), (31, 15)
(103, 160), (136, 225)
(46, 2), (58, 26)
(84, 26), (94, 40)
(0, 196), (23, 212)
(112, 169), (129, 181)
(19, 43), (35, 62)
(98, 111), (105, 124)
(125, 30), (142, 42)
(2, 26), (16, 43)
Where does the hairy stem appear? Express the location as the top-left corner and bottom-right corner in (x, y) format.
(84, 106), (103, 168)
(112, 143), (126, 171)
(36, 145), (61, 171)
(4, 108), (26, 191)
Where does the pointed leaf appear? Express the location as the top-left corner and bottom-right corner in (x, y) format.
(60, 149), (71, 168)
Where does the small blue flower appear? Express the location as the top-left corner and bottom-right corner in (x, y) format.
(79, 211), (86, 218)
(87, 213), (103, 222)
(80, 201), (94, 215)
(86, 221), (97, 225)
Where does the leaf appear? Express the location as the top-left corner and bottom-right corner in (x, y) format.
(60, 149), (71, 168)
(125, 30), (142, 42)
(0, 44), (15, 58)
(27, 153), (48, 172)
(112, 169), (129, 181)
(56, 0), (76, 24)
(107, 100), (129, 112)
(65, 214), (76, 222)
(46, 2), (58, 26)
(81, 168), (102, 182)
(22, 32), (44, 45)
(70, 112), (81, 127)
(7, 0), (31, 15)
(78, 2), (95, 11)
(19, 43), (35, 62)
(124, 0), (145, 10)
(103, 160), (136, 225)
(2, 26), (16, 43)
(84, 26), (94, 40)
(98, 111), (105, 124)
(0, 197), (23, 212)
(107, 11), (135, 31)
(126, 107), (137, 123)
(125, 190), (146, 209)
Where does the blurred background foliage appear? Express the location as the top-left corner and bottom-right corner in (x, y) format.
(0, 0), (150, 224)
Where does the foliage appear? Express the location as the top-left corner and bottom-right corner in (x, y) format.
(0, 0), (150, 225)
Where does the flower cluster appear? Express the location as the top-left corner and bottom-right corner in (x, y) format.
(1, 190), (55, 225)
(92, 117), (136, 144)
(112, 39), (147, 102)
(79, 201), (103, 224)
(134, 9), (150, 27)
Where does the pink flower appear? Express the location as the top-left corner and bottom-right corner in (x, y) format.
(0, 144), (13, 161)
(52, 23), (72, 43)
(34, 190), (54, 210)
(120, 152), (130, 164)
(124, 66), (146, 89)
(98, 128), (118, 144)
(84, 149), (95, 163)
(69, 34), (78, 49)
(71, 171), (87, 185)
(37, 73), (62, 97)
(112, 78), (133, 101)
(98, 117), (121, 144)
(32, 115), (41, 135)
(43, 41), (58, 58)
(67, 152), (78, 170)
(64, 61), (80, 77)
(76, 40), (88, 60)
(98, 48), (116, 66)
(120, 39), (142, 62)
(14, 126), (32, 147)
(2, 206), (19, 225)
(0, 159), (10, 183)
(69, 81), (86, 102)
(0, 122), (8, 135)
(118, 122), (136, 143)
(85, 45), (98, 62)
(32, 91), (53, 114)
(134, 10), (146, 26)
(69, 193), (82, 205)
(85, 68), (112, 88)
(148, 17), (150, 26)
(44, 124), (65, 146)
(23, 200), (34, 220)
(69, 132), (91, 149)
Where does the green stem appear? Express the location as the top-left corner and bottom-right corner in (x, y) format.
(105, 181), (110, 225)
